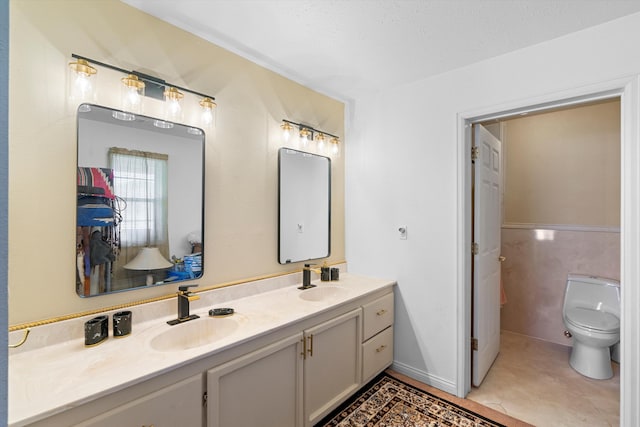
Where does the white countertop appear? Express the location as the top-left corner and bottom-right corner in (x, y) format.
(8, 273), (395, 426)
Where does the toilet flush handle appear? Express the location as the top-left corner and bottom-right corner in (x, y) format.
(498, 256), (506, 262)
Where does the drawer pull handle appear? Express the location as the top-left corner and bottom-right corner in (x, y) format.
(376, 309), (387, 316)
(376, 345), (387, 353)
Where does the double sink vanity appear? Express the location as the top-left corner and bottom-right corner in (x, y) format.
(9, 272), (395, 427)
(9, 103), (387, 426)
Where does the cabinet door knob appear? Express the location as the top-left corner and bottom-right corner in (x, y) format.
(376, 309), (387, 316)
(376, 345), (387, 353)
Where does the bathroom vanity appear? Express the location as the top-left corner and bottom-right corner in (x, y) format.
(8, 273), (395, 427)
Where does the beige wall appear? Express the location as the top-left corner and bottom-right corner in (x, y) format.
(503, 99), (620, 227)
(9, 0), (345, 325)
(500, 227), (620, 346)
(499, 101), (621, 344)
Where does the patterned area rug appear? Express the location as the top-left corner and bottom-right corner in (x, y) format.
(316, 372), (506, 427)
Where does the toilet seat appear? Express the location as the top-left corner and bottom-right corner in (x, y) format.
(565, 307), (620, 333)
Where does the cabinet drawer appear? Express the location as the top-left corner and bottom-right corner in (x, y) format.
(362, 326), (393, 383)
(362, 292), (394, 341)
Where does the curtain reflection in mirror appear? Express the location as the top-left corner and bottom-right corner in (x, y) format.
(109, 147), (169, 291)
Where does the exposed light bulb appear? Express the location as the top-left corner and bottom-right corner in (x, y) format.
(330, 137), (340, 156)
(164, 87), (184, 122)
(68, 59), (97, 104)
(121, 74), (145, 114)
(315, 133), (326, 153)
(281, 122), (293, 142)
(199, 97), (216, 128)
(299, 128), (311, 147)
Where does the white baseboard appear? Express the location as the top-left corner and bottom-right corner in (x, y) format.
(391, 361), (457, 396)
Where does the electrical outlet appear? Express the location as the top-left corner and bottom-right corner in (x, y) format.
(398, 226), (407, 240)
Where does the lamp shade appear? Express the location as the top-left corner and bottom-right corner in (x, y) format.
(123, 247), (172, 270)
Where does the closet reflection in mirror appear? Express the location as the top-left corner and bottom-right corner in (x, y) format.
(278, 148), (330, 264)
(76, 104), (204, 296)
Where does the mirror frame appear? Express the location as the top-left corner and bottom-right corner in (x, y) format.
(278, 148), (331, 264)
(76, 104), (205, 297)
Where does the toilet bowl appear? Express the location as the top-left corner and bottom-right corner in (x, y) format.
(562, 274), (620, 380)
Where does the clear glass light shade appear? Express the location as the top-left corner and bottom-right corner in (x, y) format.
(281, 122), (293, 142)
(121, 74), (145, 114)
(315, 133), (326, 153)
(329, 138), (341, 157)
(164, 87), (184, 122)
(199, 97), (216, 128)
(68, 59), (97, 105)
(299, 128), (311, 148)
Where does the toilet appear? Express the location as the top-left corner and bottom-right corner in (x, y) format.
(562, 274), (620, 380)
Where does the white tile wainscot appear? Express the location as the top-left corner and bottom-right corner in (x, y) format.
(8, 271), (396, 427)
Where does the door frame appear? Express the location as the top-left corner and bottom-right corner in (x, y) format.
(455, 76), (640, 425)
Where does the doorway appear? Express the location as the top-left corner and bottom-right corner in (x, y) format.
(455, 79), (640, 424)
(467, 100), (621, 424)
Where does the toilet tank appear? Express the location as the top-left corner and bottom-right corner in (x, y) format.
(563, 274), (620, 317)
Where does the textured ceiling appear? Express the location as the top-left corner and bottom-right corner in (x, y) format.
(123, 0), (640, 101)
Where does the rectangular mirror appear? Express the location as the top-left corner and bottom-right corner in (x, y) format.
(76, 104), (204, 296)
(278, 148), (330, 264)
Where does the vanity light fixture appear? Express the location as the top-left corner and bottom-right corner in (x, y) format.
(280, 121), (293, 142)
(112, 111), (136, 122)
(329, 136), (341, 157)
(68, 58), (97, 103)
(199, 97), (217, 128)
(164, 86), (184, 122)
(121, 74), (145, 114)
(299, 128), (311, 147)
(68, 54), (217, 128)
(280, 119), (341, 156)
(314, 133), (326, 153)
(153, 119), (174, 129)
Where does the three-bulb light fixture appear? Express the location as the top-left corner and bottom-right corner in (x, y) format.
(68, 54), (216, 130)
(280, 119), (340, 156)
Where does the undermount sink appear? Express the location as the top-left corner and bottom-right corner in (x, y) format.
(150, 316), (240, 352)
(298, 286), (349, 302)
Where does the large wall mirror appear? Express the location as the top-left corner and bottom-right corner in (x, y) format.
(278, 148), (330, 264)
(76, 104), (204, 297)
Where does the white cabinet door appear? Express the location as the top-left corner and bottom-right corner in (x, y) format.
(207, 333), (303, 427)
(77, 374), (203, 427)
(303, 308), (362, 427)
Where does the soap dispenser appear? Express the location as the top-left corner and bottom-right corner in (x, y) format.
(320, 262), (331, 281)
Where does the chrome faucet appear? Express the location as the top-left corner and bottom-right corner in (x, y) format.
(167, 284), (200, 325)
(300, 264), (320, 290)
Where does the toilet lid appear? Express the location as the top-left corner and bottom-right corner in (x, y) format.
(566, 307), (620, 332)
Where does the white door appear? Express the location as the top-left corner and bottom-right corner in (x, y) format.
(472, 124), (502, 387)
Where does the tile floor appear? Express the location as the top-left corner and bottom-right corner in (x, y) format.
(467, 330), (620, 426)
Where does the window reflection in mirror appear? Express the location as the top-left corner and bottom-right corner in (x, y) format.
(76, 104), (204, 296)
(278, 148), (330, 264)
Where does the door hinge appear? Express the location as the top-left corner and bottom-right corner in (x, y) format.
(471, 337), (478, 351)
(472, 242), (479, 255)
(202, 391), (208, 407)
(471, 146), (479, 161)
